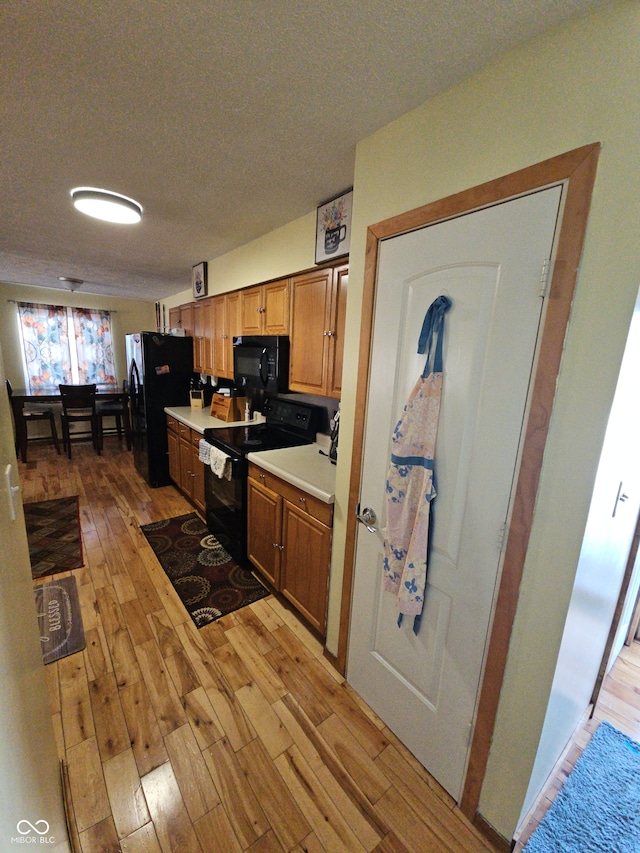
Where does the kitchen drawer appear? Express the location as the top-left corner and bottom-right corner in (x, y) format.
(178, 421), (191, 439)
(248, 462), (333, 526)
(166, 415), (178, 433)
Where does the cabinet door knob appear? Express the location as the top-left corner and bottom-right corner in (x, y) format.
(272, 542), (279, 548)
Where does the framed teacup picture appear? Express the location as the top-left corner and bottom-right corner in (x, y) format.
(192, 261), (208, 299)
(315, 189), (353, 264)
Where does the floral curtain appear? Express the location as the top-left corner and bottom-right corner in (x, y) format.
(18, 303), (117, 391)
(18, 303), (72, 390)
(72, 308), (117, 387)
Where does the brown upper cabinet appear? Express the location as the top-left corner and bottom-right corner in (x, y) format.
(169, 302), (200, 370)
(210, 292), (242, 379)
(168, 261), (346, 389)
(169, 303), (195, 335)
(240, 278), (290, 336)
(180, 302), (194, 336)
(289, 263), (348, 398)
(192, 298), (208, 373)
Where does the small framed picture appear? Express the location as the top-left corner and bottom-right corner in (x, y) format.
(192, 262), (208, 299)
(315, 189), (353, 264)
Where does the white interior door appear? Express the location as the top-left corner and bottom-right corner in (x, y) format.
(347, 186), (562, 800)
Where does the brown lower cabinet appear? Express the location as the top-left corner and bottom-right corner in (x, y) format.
(166, 416), (205, 514)
(247, 462), (332, 635)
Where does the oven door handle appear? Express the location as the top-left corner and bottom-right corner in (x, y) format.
(259, 348), (269, 386)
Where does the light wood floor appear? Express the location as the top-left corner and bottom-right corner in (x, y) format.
(514, 633), (640, 851)
(20, 442), (497, 853)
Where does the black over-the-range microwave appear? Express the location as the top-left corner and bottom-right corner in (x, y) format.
(233, 335), (289, 394)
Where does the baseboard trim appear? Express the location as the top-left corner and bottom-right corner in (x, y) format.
(474, 812), (511, 853)
(60, 759), (82, 853)
(323, 645), (343, 674)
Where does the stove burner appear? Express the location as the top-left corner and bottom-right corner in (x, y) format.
(203, 397), (320, 457)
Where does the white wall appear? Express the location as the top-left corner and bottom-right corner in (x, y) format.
(339, 0), (640, 838)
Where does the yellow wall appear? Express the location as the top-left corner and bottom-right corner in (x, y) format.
(339, 0), (640, 838)
(162, 212), (318, 312)
(0, 283), (156, 387)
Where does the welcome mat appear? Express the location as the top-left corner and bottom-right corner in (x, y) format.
(34, 575), (85, 665)
(524, 721), (640, 852)
(141, 513), (269, 628)
(24, 496), (83, 579)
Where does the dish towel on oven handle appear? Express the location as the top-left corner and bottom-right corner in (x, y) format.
(198, 439), (211, 465)
(209, 445), (232, 481)
(382, 294), (451, 633)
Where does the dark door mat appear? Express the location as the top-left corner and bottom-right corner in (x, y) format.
(34, 574), (86, 664)
(24, 495), (83, 579)
(141, 512), (269, 628)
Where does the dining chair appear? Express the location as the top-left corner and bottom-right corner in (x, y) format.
(6, 379), (61, 455)
(58, 383), (100, 458)
(96, 380), (132, 450)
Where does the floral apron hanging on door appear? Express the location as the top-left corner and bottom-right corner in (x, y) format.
(383, 294), (451, 631)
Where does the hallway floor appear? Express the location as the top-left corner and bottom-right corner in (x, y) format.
(21, 443), (496, 853)
(514, 638), (640, 850)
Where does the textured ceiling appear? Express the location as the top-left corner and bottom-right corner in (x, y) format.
(0, 0), (604, 301)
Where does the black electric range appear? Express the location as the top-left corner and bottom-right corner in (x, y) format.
(202, 398), (319, 566)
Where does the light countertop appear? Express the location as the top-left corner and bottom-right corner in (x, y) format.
(164, 405), (252, 433)
(166, 406), (335, 501)
(247, 443), (336, 504)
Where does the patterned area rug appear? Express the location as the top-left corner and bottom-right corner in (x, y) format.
(141, 512), (269, 628)
(524, 721), (640, 852)
(34, 575), (85, 664)
(24, 496), (83, 579)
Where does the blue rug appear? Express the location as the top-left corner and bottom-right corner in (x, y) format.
(524, 721), (640, 852)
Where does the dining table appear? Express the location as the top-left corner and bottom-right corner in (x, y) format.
(10, 386), (132, 462)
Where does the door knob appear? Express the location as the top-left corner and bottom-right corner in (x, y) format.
(356, 505), (378, 532)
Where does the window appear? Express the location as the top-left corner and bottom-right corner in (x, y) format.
(17, 303), (117, 391)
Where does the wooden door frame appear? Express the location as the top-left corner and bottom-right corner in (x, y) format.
(591, 507), (640, 707)
(335, 143), (601, 826)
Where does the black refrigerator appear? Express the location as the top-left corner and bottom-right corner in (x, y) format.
(126, 332), (194, 487)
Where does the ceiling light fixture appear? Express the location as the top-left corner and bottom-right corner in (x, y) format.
(58, 276), (84, 291)
(70, 187), (143, 224)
